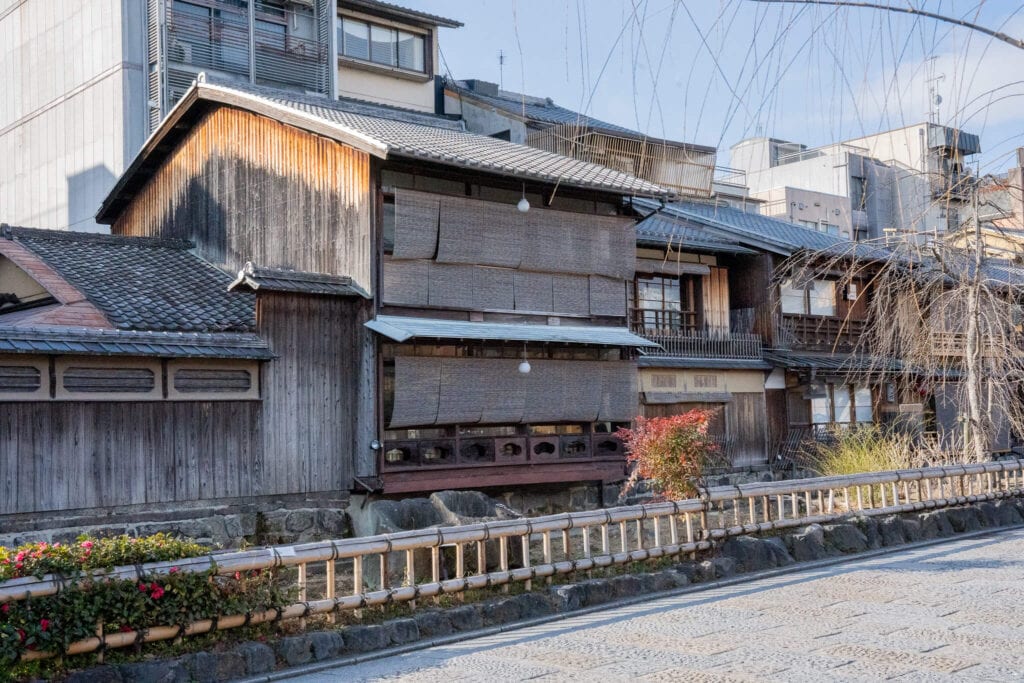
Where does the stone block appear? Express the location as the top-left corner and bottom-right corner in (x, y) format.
(977, 502), (1000, 527)
(447, 604), (484, 631)
(823, 523), (868, 553)
(387, 618), (420, 645)
(309, 631), (344, 660)
(945, 506), (984, 533)
(610, 574), (643, 598)
(550, 583), (585, 612)
(118, 661), (189, 683)
(342, 624), (390, 653)
(581, 578), (615, 606)
(285, 511), (315, 533)
(481, 598), (522, 626)
(317, 509), (348, 537)
(786, 524), (830, 562)
(763, 537), (794, 566)
(568, 485), (599, 510)
(710, 556), (737, 578)
(919, 510), (954, 539)
(67, 666), (123, 683)
(232, 642), (276, 675)
(274, 635), (314, 666)
(994, 500), (1024, 526)
(854, 516), (882, 549)
(878, 515), (907, 547)
(515, 592), (555, 619)
(430, 490), (505, 523)
(900, 517), (923, 542)
(720, 535), (775, 572)
(179, 652), (245, 683)
(673, 561), (698, 582)
(413, 610), (454, 638)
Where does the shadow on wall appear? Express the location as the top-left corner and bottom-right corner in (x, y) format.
(67, 165), (116, 233)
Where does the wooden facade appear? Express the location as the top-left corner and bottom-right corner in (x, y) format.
(113, 107), (373, 294)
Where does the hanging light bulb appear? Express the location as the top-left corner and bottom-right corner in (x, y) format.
(518, 342), (531, 374)
(517, 183), (530, 212)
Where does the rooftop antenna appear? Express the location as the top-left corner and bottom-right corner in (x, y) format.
(498, 50), (505, 90)
(925, 56), (945, 124)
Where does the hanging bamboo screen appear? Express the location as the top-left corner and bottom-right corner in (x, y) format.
(393, 190), (440, 259)
(389, 357), (637, 428)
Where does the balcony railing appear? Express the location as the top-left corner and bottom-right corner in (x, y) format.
(780, 314), (866, 350)
(633, 325), (763, 359)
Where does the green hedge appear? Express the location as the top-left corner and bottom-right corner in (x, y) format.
(0, 535), (294, 666)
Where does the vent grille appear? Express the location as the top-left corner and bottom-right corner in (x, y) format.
(173, 368), (252, 393)
(0, 366), (42, 393)
(62, 367), (156, 394)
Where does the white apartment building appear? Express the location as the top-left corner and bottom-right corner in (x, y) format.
(730, 123), (980, 241)
(0, 0), (458, 231)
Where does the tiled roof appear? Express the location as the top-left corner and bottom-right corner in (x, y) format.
(0, 327), (272, 359)
(229, 263), (370, 298)
(8, 228), (255, 333)
(635, 212), (757, 254)
(447, 81), (717, 153)
(764, 350), (897, 373)
(635, 198), (888, 259)
(98, 80), (672, 222)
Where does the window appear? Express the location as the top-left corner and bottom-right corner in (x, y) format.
(806, 384), (873, 428)
(338, 16), (426, 73)
(631, 275), (697, 331)
(779, 278), (836, 316)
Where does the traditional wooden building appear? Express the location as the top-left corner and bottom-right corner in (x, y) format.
(0, 227), (283, 522)
(627, 210), (772, 467)
(92, 76), (670, 500)
(631, 199), (930, 460)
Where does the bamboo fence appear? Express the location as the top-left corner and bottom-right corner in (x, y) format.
(4, 460), (1023, 661)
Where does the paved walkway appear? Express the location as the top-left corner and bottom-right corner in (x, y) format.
(288, 529), (1024, 681)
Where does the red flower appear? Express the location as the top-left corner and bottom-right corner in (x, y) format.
(169, 567), (179, 574)
(1, 603), (9, 614)
(234, 571), (241, 581)
(80, 541), (93, 549)
(17, 629), (25, 642)
(149, 583), (165, 600)
(39, 619), (49, 631)
(138, 583), (148, 593)
(120, 625), (133, 633)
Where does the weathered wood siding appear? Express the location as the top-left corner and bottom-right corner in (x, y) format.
(0, 401), (262, 515)
(641, 393), (767, 467)
(0, 293), (373, 516)
(113, 107), (372, 293)
(727, 253), (777, 345)
(256, 292), (375, 495)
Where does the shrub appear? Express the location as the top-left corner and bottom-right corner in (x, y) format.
(0, 535), (294, 667)
(616, 410), (721, 500)
(803, 424), (944, 476)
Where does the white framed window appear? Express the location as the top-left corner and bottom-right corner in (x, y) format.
(338, 16), (427, 73)
(780, 278), (836, 316)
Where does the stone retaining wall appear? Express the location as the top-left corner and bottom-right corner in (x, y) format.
(61, 498), (1024, 683)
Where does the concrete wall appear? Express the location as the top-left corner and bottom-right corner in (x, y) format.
(444, 95), (527, 143)
(760, 187), (853, 239)
(338, 64), (435, 112)
(0, 0), (146, 231)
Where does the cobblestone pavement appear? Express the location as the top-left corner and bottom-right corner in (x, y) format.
(288, 529), (1024, 682)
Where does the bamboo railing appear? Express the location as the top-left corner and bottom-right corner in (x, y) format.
(5, 460), (1024, 661)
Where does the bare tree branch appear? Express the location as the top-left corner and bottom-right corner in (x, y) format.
(746, 1), (1024, 51)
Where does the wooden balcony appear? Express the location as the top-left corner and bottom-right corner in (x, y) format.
(929, 331), (1003, 358)
(780, 314), (866, 350)
(632, 325), (763, 359)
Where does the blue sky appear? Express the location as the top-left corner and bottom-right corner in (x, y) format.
(415, 1), (1024, 174)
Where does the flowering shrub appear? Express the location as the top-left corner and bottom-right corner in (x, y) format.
(0, 535), (293, 666)
(616, 410), (721, 500)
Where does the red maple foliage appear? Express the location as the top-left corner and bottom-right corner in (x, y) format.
(615, 410), (720, 500)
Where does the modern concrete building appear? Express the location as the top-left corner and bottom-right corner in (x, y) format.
(0, 0), (458, 232)
(730, 123), (981, 241)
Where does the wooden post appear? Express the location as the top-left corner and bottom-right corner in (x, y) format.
(325, 559), (336, 623)
(455, 544), (465, 602)
(521, 535), (532, 592)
